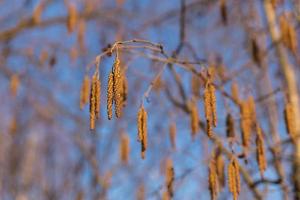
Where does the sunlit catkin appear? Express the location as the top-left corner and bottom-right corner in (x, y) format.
(228, 157), (240, 200)
(80, 75), (90, 109)
(215, 148), (225, 188)
(256, 124), (267, 177)
(204, 81), (216, 138)
(137, 106), (147, 159)
(284, 102), (296, 142)
(209, 159), (219, 200)
(190, 100), (199, 138)
(209, 83), (217, 127)
(120, 133), (130, 164)
(107, 71), (114, 120)
(165, 158), (174, 199)
(113, 58), (122, 118)
(169, 122), (176, 150)
(121, 71), (128, 107)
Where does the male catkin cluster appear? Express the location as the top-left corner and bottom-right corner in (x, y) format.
(107, 57), (127, 119)
(137, 106), (147, 159)
(228, 157), (240, 200)
(89, 70), (101, 130)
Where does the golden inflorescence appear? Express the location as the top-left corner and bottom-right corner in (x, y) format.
(137, 105), (147, 159)
(209, 159), (219, 200)
(89, 70), (101, 130)
(80, 75), (90, 109)
(204, 81), (217, 138)
(228, 157), (240, 200)
(256, 124), (267, 177)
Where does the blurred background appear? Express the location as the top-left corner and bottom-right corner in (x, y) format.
(0, 0), (300, 199)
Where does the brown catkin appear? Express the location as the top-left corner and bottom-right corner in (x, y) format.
(165, 158), (174, 199)
(256, 124), (267, 177)
(280, 14), (298, 54)
(209, 83), (217, 127)
(190, 100), (199, 138)
(137, 106), (147, 159)
(120, 133), (130, 164)
(248, 96), (257, 126)
(284, 102), (296, 142)
(107, 71), (114, 120)
(204, 81), (216, 138)
(251, 38), (261, 66)
(80, 75), (90, 109)
(113, 58), (122, 118)
(169, 122), (176, 150)
(121, 70), (128, 107)
(220, 0), (227, 25)
(209, 159), (219, 200)
(191, 74), (201, 97)
(95, 74), (101, 119)
(228, 157), (240, 200)
(226, 113), (235, 139)
(240, 100), (251, 149)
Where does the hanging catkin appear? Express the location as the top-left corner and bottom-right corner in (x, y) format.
(137, 106), (147, 159)
(121, 70), (128, 107)
(215, 147), (225, 188)
(226, 113), (235, 139)
(80, 75), (90, 109)
(228, 157), (240, 200)
(89, 70), (100, 130)
(67, 3), (78, 33)
(256, 124), (267, 177)
(190, 100), (199, 138)
(204, 80), (217, 138)
(169, 122), (176, 150)
(240, 100), (251, 149)
(107, 71), (114, 120)
(231, 82), (239, 103)
(165, 158), (174, 199)
(113, 58), (122, 118)
(209, 159), (219, 200)
(284, 102), (296, 142)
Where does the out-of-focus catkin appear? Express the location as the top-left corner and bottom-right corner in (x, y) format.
(190, 100), (199, 138)
(231, 82), (239, 103)
(226, 113), (235, 139)
(256, 124), (267, 177)
(240, 100), (251, 149)
(136, 184), (145, 200)
(215, 148), (225, 188)
(120, 133), (130, 164)
(284, 102), (296, 142)
(169, 122), (176, 150)
(10, 74), (20, 97)
(209, 159), (219, 200)
(80, 75), (90, 109)
(121, 70), (128, 107)
(165, 158), (174, 199)
(67, 3), (78, 33)
(137, 106), (147, 159)
(279, 14), (298, 54)
(107, 71), (114, 120)
(228, 157), (240, 200)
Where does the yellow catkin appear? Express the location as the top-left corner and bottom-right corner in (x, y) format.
(204, 84), (212, 137)
(209, 159), (219, 200)
(137, 106), (147, 159)
(190, 100), (199, 138)
(256, 125), (267, 177)
(89, 70), (100, 130)
(169, 122), (176, 150)
(80, 75), (90, 109)
(165, 158), (174, 199)
(226, 113), (235, 139)
(228, 157), (240, 200)
(113, 58), (122, 118)
(231, 82), (239, 103)
(120, 133), (130, 164)
(248, 96), (256, 127)
(67, 3), (78, 33)
(240, 100), (251, 149)
(284, 102), (296, 142)
(107, 72), (114, 120)
(10, 74), (20, 97)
